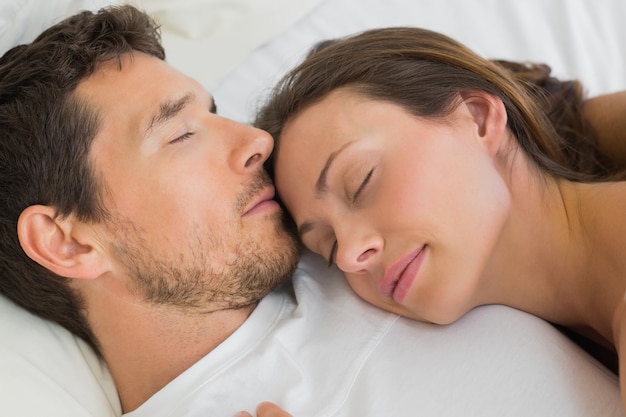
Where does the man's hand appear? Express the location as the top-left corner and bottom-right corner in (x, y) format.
(234, 402), (293, 417)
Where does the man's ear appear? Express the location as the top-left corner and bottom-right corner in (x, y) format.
(459, 91), (508, 157)
(17, 205), (109, 280)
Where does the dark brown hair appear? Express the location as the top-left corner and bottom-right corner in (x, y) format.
(0, 5), (164, 354)
(256, 27), (619, 181)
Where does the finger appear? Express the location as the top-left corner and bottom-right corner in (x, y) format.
(256, 402), (293, 417)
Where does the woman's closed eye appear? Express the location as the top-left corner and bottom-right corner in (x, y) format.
(327, 240), (338, 268)
(352, 168), (374, 204)
(326, 168), (374, 266)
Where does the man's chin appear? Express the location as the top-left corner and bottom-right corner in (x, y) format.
(268, 223), (301, 283)
(258, 208), (299, 251)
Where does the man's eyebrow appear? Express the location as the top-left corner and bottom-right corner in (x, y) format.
(298, 140), (355, 238)
(145, 92), (194, 135)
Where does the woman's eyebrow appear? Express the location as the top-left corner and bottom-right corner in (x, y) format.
(315, 140), (356, 194)
(298, 221), (315, 238)
(298, 140), (356, 238)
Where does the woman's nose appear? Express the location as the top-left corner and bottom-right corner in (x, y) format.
(334, 227), (382, 274)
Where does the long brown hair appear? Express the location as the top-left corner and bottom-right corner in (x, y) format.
(256, 27), (619, 181)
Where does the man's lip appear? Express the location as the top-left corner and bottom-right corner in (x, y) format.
(242, 186), (277, 216)
(379, 246), (426, 300)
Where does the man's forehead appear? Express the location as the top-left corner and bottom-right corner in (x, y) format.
(78, 52), (213, 107)
(79, 54), (216, 150)
(79, 53), (167, 93)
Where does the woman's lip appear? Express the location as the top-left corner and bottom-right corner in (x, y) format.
(379, 245), (427, 302)
(242, 187), (279, 216)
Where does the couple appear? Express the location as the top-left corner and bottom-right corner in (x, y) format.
(0, 4), (624, 416)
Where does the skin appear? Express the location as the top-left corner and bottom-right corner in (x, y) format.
(263, 87), (626, 414)
(275, 89), (512, 325)
(584, 91), (626, 166)
(236, 402), (293, 417)
(18, 52), (299, 412)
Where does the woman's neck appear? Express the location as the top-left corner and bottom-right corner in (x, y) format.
(478, 157), (626, 345)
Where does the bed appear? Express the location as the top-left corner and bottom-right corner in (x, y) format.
(1, 0), (625, 416)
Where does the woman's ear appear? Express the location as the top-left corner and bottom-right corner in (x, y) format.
(17, 205), (109, 280)
(459, 91), (508, 157)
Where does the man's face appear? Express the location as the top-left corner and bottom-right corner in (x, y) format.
(77, 52), (299, 311)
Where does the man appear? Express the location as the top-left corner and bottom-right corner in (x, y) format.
(0, 5), (622, 416)
(0, 4), (298, 411)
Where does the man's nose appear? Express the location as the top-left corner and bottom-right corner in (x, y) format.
(226, 120), (274, 174)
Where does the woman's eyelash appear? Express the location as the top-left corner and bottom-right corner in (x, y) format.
(170, 131), (195, 144)
(352, 168), (374, 203)
(325, 168), (373, 267)
(327, 240), (338, 267)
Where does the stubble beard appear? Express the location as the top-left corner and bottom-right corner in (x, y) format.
(109, 212), (299, 313)
(107, 174), (300, 313)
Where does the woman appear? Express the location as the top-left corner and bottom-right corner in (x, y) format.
(239, 27), (626, 416)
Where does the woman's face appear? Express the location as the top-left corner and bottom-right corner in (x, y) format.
(274, 88), (511, 324)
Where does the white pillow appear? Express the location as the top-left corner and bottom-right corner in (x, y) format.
(213, 0), (626, 124)
(0, 295), (120, 416)
(124, 0), (323, 89)
(0, 0), (113, 55)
